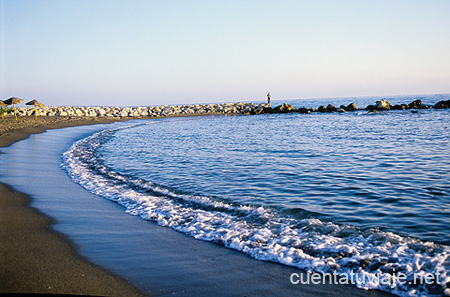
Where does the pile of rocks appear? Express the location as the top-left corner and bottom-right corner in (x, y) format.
(365, 99), (432, 111)
(316, 103), (357, 113)
(5, 99), (450, 118)
(267, 99), (450, 114)
(260, 102), (356, 114)
(362, 99), (449, 111)
(11, 102), (271, 118)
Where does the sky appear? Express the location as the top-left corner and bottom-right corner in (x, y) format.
(1, 0), (449, 106)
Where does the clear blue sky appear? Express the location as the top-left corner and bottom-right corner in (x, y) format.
(1, 0), (449, 106)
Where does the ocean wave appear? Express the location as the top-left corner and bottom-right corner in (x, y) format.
(61, 126), (450, 296)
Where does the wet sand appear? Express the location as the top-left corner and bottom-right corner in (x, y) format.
(0, 116), (146, 296)
(0, 115), (394, 296)
(0, 182), (146, 296)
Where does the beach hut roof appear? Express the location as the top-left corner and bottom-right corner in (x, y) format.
(26, 99), (45, 108)
(0, 100), (7, 107)
(4, 97), (24, 105)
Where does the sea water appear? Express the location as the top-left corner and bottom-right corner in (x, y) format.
(61, 94), (450, 296)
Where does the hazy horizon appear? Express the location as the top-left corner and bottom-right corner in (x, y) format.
(1, 0), (449, 106)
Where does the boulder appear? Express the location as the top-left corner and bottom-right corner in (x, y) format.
(318, 105), (327, 112)
(160, 106), (172, 115)
(298, 107), (310, 114)
(97, 108), (106, 116)
(260, 105), (270, 113)
(326, 104), (337, 112)
(391, 104), (409, 110)
(409, 99), (422, 109)
(375, 99), (390, 110)
(273, 103), (294, 113)
(433, 100), (450, 109)
(241, 107), (252, 114)
(345, 103), (357, 111)
(255, 103), (270, 114)
(119, 110), (129, 117)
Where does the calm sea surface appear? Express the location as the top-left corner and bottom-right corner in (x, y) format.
(62, 94), (450, 296)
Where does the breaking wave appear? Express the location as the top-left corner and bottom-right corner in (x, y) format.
(61, 125), (450, 296)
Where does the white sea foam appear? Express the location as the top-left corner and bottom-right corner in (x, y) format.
(61, 127), (450, 296)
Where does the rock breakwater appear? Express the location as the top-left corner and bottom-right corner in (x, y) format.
(3, 99), (450, 119)
(10, 103), (269, 118)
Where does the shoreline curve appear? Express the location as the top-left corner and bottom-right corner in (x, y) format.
(0, 116), (147, 295)
(0, 115), (396, 296)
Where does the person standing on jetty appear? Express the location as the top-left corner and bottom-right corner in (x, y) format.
(267, 92), (271, 105)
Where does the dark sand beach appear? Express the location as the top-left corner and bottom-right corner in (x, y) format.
(0, 116), (146, 296)
(0, 116), (394, 296)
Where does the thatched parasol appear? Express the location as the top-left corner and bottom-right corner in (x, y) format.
(4, 97), (24, 121)
(26, 99), (45, 120)
(0, 100), (6, 120)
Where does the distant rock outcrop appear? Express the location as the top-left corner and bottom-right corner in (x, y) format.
(408, 99), (430, 109)
(375, 99), (390, 110)
(298, 107), (311, 114)
(391, 104), (408, 110)
(345, 103), (357, 111)
(326, 104), (337, 112)
(409, 99), (422, 109)
(433, 100), (450, 109)
(272, 103), (294, 113)
(318, 106), (327, 112)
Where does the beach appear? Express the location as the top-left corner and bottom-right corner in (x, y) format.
(0, 114), (399, 296)
(3, 0), (449, 294)
(0, 116), (147, 296)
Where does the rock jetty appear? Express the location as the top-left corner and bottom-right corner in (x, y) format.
(9, 103), (270, 118)
(365, 99), (439, 111)
(2, 98), (449, 119)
